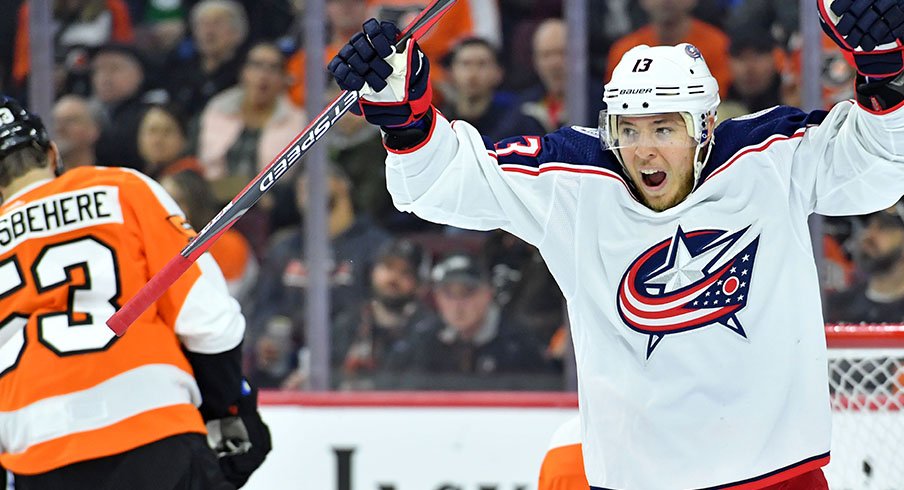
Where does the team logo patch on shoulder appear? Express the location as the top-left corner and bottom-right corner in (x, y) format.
(617, 225), (760, 358)
(167, 215), (197, 239)
(685, 44), (702, 60)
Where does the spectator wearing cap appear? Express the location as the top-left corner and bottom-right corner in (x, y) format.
(90, 43), (159, 169)
(52, 95), (102, 170)
(248, 315), (298, 389)
(826, 201), (904, 323)
(406, 253), (551, 384)
(164, 0), (249, 115)
(247, 164), (391, 346)
(439, 37), (515, 141)
(725, 32), (784, 114)
(332, 239), (439, 389)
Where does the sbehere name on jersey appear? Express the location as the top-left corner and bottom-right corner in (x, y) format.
(0, 186), (122, 253)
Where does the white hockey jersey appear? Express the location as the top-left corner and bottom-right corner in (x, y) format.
(384, 102), (904, 489)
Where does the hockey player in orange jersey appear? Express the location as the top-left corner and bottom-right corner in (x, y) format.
(537, 415), (588, 490)
(0, 96), (270, 489)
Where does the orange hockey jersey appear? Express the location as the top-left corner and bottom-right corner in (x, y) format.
(0, 166), (244, 475)
(538, 415), (588, 490)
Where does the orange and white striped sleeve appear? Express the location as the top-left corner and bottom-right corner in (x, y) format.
(538, 415), (589, 490)
(121, 169), (244, 354)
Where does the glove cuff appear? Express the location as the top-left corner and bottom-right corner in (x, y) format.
(856, 72), (904, 113)
(852, 49), (904, 78)
(383, 106), (435, 151)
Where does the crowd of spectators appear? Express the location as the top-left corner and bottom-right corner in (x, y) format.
(2, 0), (902, 391)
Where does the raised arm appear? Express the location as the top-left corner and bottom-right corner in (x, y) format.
(328, 19), (605, 248)
(785, 0), (904, 214)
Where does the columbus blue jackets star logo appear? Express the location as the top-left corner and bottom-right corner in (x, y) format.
(616, 226), (760, 358)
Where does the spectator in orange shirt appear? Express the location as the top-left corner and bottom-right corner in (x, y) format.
(366, 0), (500, 97)
(289, 0), (500, 107)
(160, 169), (259, 303)
(286, 0), (369, 107)
(12, 0), (134, 94)
(606, 0), (731, 96)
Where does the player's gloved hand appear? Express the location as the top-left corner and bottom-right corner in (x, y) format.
(328, 18), (432, 128)
(206, 380), (272, 488)
(819, 0), (904, 77)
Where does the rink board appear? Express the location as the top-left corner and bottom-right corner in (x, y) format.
(247, 391), (578, 490)
(244, 391), (899, 490)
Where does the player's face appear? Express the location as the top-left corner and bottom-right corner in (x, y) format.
(618, 113), (696, 212)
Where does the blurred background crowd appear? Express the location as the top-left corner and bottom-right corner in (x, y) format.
(2, 0), (903, 392)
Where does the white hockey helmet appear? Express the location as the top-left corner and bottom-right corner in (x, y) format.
(601, 44), (720, 184)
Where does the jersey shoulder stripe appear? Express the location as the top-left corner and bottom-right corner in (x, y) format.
(701, 105), (830, 182)
(486, 127), (627, 181)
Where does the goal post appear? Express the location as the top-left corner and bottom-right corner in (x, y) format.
(825, 323), (904, 489)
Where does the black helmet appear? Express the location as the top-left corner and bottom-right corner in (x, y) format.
(0, 95), (51, 160)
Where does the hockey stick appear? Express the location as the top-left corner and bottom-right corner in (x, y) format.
(106, 0), (457, 336)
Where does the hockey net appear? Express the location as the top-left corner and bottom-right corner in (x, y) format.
(824, 324), (904, 489)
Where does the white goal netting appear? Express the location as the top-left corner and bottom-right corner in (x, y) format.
(824, 324), (904, 490)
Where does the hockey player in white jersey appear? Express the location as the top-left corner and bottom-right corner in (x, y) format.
(328, 1), (904, 488)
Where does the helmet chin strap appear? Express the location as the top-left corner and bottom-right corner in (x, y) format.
(692, 135), (714, 188)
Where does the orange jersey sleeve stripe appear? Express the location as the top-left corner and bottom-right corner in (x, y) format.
(0, 403), (204, 475)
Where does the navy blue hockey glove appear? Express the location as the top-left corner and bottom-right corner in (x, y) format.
(819, 0), (904, 77)
(328, 18), (433, 128)
(206, 380), (272, 488)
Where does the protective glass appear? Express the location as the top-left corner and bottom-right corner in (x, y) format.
(599, 111), (697, 151)
(867, 206), (904, 230)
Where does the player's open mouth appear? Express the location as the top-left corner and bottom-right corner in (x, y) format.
(640, 169), (667, 190)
